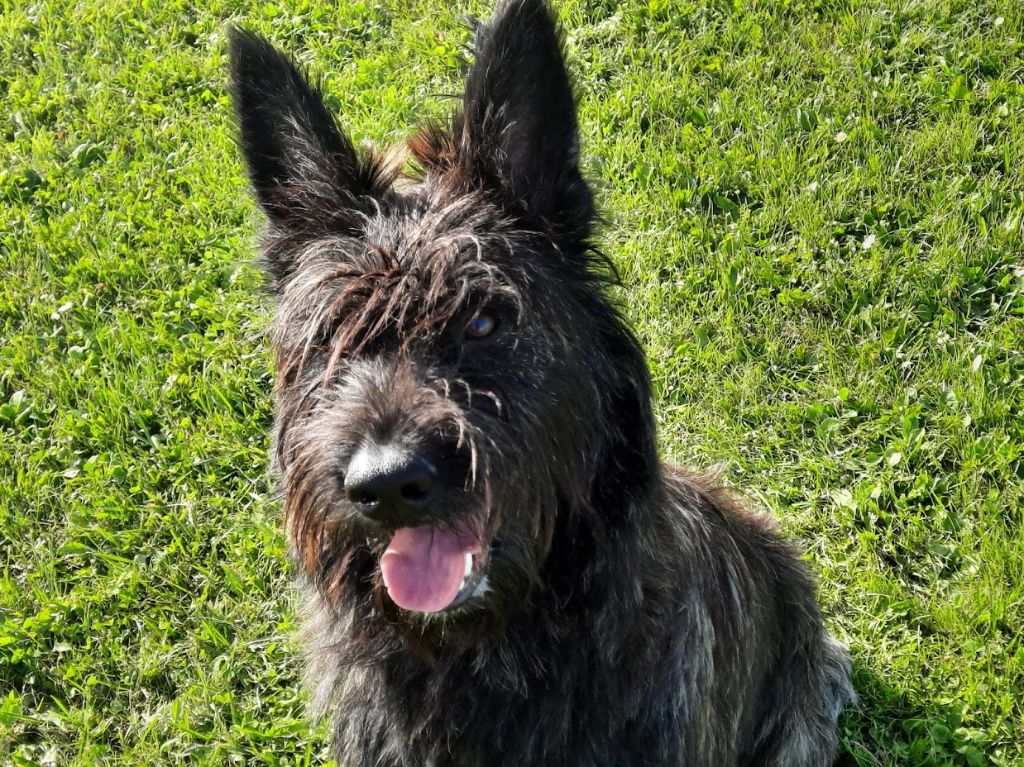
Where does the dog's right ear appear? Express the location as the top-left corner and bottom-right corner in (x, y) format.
(228, 30), (384, 235)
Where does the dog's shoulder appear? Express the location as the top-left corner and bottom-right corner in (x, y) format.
(660, 465), (781, 540)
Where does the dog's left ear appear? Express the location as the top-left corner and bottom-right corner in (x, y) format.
(454, 0), (593, 238)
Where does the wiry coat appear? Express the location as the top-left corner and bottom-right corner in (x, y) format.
(228, 1), (854, 765)
(300, 472), (853, 766)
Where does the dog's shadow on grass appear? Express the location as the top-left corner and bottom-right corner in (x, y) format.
(836, 660), (987, 766)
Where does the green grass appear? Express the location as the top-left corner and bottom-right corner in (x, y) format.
(1, 0), (1022, 764)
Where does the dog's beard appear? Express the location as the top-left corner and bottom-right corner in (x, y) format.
(278, 375), (565, 630)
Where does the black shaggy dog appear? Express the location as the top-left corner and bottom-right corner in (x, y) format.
(229, 1), (854, 764)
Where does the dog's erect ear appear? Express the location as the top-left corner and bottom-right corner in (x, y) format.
(456, 0), (593, 237)
(228, 30), (385, 231)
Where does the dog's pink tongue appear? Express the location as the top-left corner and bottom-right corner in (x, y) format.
(381, 526), (480, 613)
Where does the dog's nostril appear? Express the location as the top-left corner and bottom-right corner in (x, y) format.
(400, 482), (428, 501)
(344, 442), (437, 515)
(349, 489), (379, 506)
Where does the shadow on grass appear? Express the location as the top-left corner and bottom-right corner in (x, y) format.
(838, 660), (991, 767)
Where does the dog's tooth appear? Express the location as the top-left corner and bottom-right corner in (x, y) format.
(464, 552), (474, 578)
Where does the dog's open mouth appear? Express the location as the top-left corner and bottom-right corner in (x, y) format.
(380, 525), (489, 613)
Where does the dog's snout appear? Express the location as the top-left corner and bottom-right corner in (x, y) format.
(344, 443), (437, 522)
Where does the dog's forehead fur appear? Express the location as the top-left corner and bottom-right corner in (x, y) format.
(268, 176), (592, 379)
(272, 230), (482, 364)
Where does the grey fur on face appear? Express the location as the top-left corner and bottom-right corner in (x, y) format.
(229, 0), (855, 764)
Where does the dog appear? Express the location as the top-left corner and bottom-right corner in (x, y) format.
(228, 1), (854, 764)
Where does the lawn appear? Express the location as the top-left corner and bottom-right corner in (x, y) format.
(1, 0), (1022, 764)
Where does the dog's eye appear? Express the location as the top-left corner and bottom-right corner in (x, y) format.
(464, 311), (497, 340)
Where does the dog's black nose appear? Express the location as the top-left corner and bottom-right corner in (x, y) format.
(344, 443), (437, 523)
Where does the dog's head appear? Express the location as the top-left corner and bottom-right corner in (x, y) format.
(230, 0), (656, 639)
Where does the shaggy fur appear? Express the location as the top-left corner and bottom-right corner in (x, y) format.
(228, 1), (855, 764)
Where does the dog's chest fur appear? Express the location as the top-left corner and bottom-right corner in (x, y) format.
(302, 474), (790, 767)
